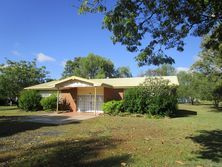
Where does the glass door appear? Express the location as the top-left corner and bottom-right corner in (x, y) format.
(77, 95), (104, 112)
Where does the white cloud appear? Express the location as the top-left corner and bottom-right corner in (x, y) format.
(36, 53), (56, 62)
(11, 50), (21, 56)
(176, 67), (189, 73)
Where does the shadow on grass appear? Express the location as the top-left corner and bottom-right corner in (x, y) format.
(209, 106), (222, 112)
(171, 109), (197, 118)
(0, 115), (79, 138)
(194, 103), (212, 106)
(189, 130), (222, 163)
(0, 116), (57, 138)
(3, 137), (131, 167)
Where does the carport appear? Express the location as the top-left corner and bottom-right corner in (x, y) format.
(53, 76), (112, 115)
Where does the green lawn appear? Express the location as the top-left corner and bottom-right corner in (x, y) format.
(0, 104), (222, 167)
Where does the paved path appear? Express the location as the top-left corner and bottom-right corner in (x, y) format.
(20, 112), (98, 125)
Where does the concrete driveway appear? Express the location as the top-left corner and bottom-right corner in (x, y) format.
(20, 112), (98, 125)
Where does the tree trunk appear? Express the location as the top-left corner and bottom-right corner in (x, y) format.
(191, 97), (194, 105)
(214, 100), (219, 108)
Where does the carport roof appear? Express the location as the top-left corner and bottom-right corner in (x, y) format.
(25, 76), (179, 90)
(24, 76), (113, 90)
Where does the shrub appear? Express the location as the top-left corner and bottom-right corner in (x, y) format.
(102, 100), (124, 115)
(59, 99), (71, 111)
(123, 77), (178, 116)
(123, 88), (150, 114)
(18, 90), (42, 111)
(40, 94), (57, 111)
(0, 97), (7, 106)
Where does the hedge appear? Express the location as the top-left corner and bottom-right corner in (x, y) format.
(40, 94), (57, 111)
(102, 100), (124, 115)
(123, 78), (178, 116)
(18, 90), (42, 111)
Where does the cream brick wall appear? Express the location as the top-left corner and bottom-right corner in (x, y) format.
(77, 87), (104, 95)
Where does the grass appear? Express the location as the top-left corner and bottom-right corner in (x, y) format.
(0, 106), (45, 116)
(0, 104), (222, 167)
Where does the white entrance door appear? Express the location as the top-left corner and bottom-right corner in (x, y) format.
(77, 95), (103, 112)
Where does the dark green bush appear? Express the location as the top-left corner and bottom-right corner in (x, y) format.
(123, 78), (178, 116)
(0, 97), (7, 105)
(18, 90), (42, 111)
(40, 94), (57, 111)
(123, 88), (150, 114)
(102, 100), (124, 115)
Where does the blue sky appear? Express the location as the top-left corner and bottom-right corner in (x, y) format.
(0, 0), (201, 79)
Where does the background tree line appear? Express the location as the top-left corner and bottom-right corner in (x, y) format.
(62, 53), (132, 79)
(134, 36), (222, 107)
(0, 59), (50, 105)
(0, 38), (221, 108)
(0, 54), (132, 105)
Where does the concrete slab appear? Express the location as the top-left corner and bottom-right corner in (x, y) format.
(19, 112), (98, 125)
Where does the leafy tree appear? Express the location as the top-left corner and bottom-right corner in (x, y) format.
(177, 70), (220, 106)
(195, 75), (215, 102)
(177, 71), (202, 105)
(79, 0), (222, 66)
(137, 70), (155, 77)
(62, 57), (82, 78)
(115, 66), (132, 78)
(192, 37), (222, 82)
(139, 64), (176, 76)
(192, 37), (222, 107)
(155, 64), (176, 76)
(0, 59), (49, 102)
(212, 86), (222, 108)
(62, 53), (115, 79)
